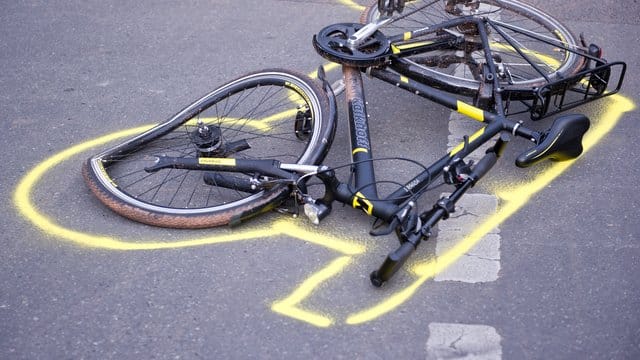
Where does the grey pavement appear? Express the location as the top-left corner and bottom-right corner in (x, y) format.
(1, 1), (639, 359)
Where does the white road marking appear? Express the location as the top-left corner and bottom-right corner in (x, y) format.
(437, 34), (502, 283)
(434, 193), (500, 282)
(426, 323), (503, 360)
(427, 8), (503, 360)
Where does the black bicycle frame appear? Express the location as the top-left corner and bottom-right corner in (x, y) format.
(325, 63), (537, 224)
(320, 15), (586, 223)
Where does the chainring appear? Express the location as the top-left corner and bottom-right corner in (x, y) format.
(313, 23), (390, 67)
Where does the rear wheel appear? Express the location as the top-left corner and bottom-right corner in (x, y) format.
(362, 0), (585, 96)
(83, 69), (335, 228)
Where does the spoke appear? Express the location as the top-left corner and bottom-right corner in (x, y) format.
(147, 168), (177, 201)
(168, 170), (190, 207)
(186, 172), (201, 207)
(225, 85), (280, 143)
(95, 72), (318, 213)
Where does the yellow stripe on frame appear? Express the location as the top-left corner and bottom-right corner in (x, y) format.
(352, 147), (369, 155)
(394, 41), (434, 51)
(198, 158), (236, 166)
(456, 101), (485, 122)
(352, 192), (374, 215)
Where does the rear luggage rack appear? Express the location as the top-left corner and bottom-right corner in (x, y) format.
(530, 61), (626, 120)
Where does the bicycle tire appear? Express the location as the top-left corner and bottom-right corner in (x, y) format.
(83, 69), (335, 228)
(361, 0), (585, 96)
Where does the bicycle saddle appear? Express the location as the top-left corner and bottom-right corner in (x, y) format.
(516, 114), (590, 168)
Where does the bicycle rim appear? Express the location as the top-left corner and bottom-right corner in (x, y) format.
(362, 0), (585, 95)
(84, 69), (333, 228)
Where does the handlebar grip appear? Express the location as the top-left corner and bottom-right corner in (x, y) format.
(370, 241), (416, 287)
(470, 151), (497, 183)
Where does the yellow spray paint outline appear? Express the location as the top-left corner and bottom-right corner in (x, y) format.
(13, 95), (633, 328)
(189, 110), (298, 132)
(338, 0), (365, 12)
(10, 64), (366, 328)
(10, 0), (637, 328)
(11, 121), (366, 328)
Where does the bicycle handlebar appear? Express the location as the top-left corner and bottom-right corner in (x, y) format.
(370, 135), (508, 286)
(470, 148), (499, 183)
(370, 240), (416, 287)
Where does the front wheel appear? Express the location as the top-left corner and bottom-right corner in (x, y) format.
(83, 69), (335, 228)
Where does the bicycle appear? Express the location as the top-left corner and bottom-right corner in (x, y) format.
(82, 0), (626, 286)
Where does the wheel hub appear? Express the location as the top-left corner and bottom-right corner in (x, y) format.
(192, 124), (222, 156)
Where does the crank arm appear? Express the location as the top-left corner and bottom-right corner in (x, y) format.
(347, 17), (392, 48)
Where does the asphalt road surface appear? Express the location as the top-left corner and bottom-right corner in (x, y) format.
(2, 0), (639, 359)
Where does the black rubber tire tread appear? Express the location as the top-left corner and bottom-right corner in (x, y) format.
(360, 0), (586, 95)
(82, 161), (291, 228)
(83, 69), (334, 229)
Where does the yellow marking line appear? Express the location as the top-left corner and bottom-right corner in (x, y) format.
(346, 94), (635, 324)
(491, 42), (562, 69)
(337, 0), (365, 11)
(272, 256), (352, 327)
(187, 109), (299, 132)
(311, 62), (341, 78)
